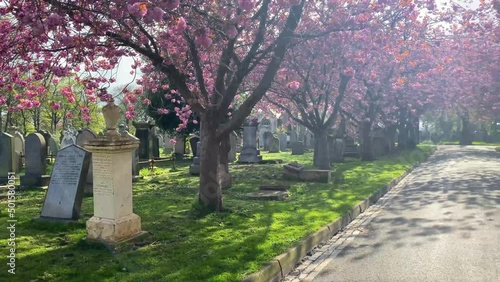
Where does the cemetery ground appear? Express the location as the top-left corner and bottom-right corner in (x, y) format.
(0, 146), (434, 282)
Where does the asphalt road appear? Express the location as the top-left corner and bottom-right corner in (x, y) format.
(310, 146), (500, 282)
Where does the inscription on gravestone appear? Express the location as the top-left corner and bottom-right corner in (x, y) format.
(93, 154), (114, 197)
(40, 145), (91, 220)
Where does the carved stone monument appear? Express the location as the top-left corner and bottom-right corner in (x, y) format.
(61, 129), (77, 148)
(291, 141), (305, 155)
(238, 122), (262, 163)
(40, 145), (91, 220)
(85, 100), (146, 245)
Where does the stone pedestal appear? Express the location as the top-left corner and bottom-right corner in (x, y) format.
(189, 141), (201, 175)
(85, 136), (145, 244)
(238, 126), (262, 163)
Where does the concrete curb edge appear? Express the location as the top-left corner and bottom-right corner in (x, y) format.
(242, 148), (436, 282)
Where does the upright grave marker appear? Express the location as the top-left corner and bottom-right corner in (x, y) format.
(76, 129), (97, 194)
(0, 132), (15, 184)
(20, 133), (50, 188)
(86, 100), (146, 244)
(40, 145), (91, 220)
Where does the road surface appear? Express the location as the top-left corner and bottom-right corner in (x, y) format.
(285, 145), (500, 282)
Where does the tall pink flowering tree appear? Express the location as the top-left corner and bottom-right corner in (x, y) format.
(0, 0), (329, 211)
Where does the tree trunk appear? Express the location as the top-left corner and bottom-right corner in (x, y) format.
(199, 118), (223, 211)
(313, 130), (330, 170)
(459, 115), (472, 145)
(361, 121), (375, 161)
(219, 133), (232, 189)
(406, 117), (417, 150)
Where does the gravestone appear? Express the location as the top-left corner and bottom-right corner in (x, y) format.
(37, 129), (52, 156)
(279, 133), (288, 151)
(174, 135), (185, 157)
(290, 131), (298, 143)
(291, 141), (305, 155)
(119, 124), (143, 182)
(189, 141), (201, 175)
(85, 130), (145, 244)
(263, 131), (273, 151)
(238, 125), (262, 163)
(269, 136), (280, 153)
(189, 136), (200, 157)
(151, 127), (160, 158)
(40, 145), (91, 220)
(162, 133), (174, 154)
(20, 133), (50, 187)
(76, 129), (97, 194)
(48, 136), (60, 156)
(8, 127), (23, 171)
(330, 138), (345, 163)
(61, 129), (77, 148)
(0, 132), (16, 184)
(133, 121), (150, 160)
(228, 132), (237, 163)
(372, 136), (387, 158)
(343, 138), (360, 158)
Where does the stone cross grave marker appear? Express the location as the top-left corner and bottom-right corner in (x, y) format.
(40, 145), (91, 220)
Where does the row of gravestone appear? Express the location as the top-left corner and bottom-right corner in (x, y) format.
(0, 126), (146, 187)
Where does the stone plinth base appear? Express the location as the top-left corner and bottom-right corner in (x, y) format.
(86, 213), (143, 244)
(20, 174), (50, 188)
(283, 169), (331, 183)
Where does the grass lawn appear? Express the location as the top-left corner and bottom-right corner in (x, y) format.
(0, 146), (434, 282)
(438, 141), (500, 146)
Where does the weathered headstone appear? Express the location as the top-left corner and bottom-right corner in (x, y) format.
(228, 132), (237, 163)
(279, 133), (288, 151)
(40, 145), (91, 220)
(61, 129), (77, 148)
(151, 127), (160, 158)
(76, 129), (97, 194)
(189, 136), (200, 157)
(269, 136), (280, 153)
(238, 124), (262, 163)
(291, 141), (305, 155)
(48, 136), (60, 156)
(290, 131), (298, 143)
(37, 129), (53, 157)
(20, 133), (50, 187)
(343, 138), (360, 158)
(189, 141), (201, 175)
(8, 127), (23, 172)
(174, 135), (185, 157)
(133, 121), (150, 160)
(330, 138), (345, 163)
(0, 132), (16, 184)
(263, 131), (273, 151)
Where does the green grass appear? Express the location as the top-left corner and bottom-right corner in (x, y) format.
(0, 146), (434, 282)
(438, 141), (500, 146)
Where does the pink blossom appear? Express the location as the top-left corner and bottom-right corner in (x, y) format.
(127, 3), (148, 18)
(125, 111), (135, 120)
(238, 0), (255, 10)
(288, 81), (300, 90)
(164, 0), (180, 10)
(173, 17), (187, 34)
(83, 114), (91, 122)
(81, 106), (90, 114)
(65, 112), (74, 119)
(192, 120), (198, 124)
(148, 7), (164, 22)
(142, 98), (151, 105)
(158, 108), (169, 114)
(343, 67), (355, 77)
